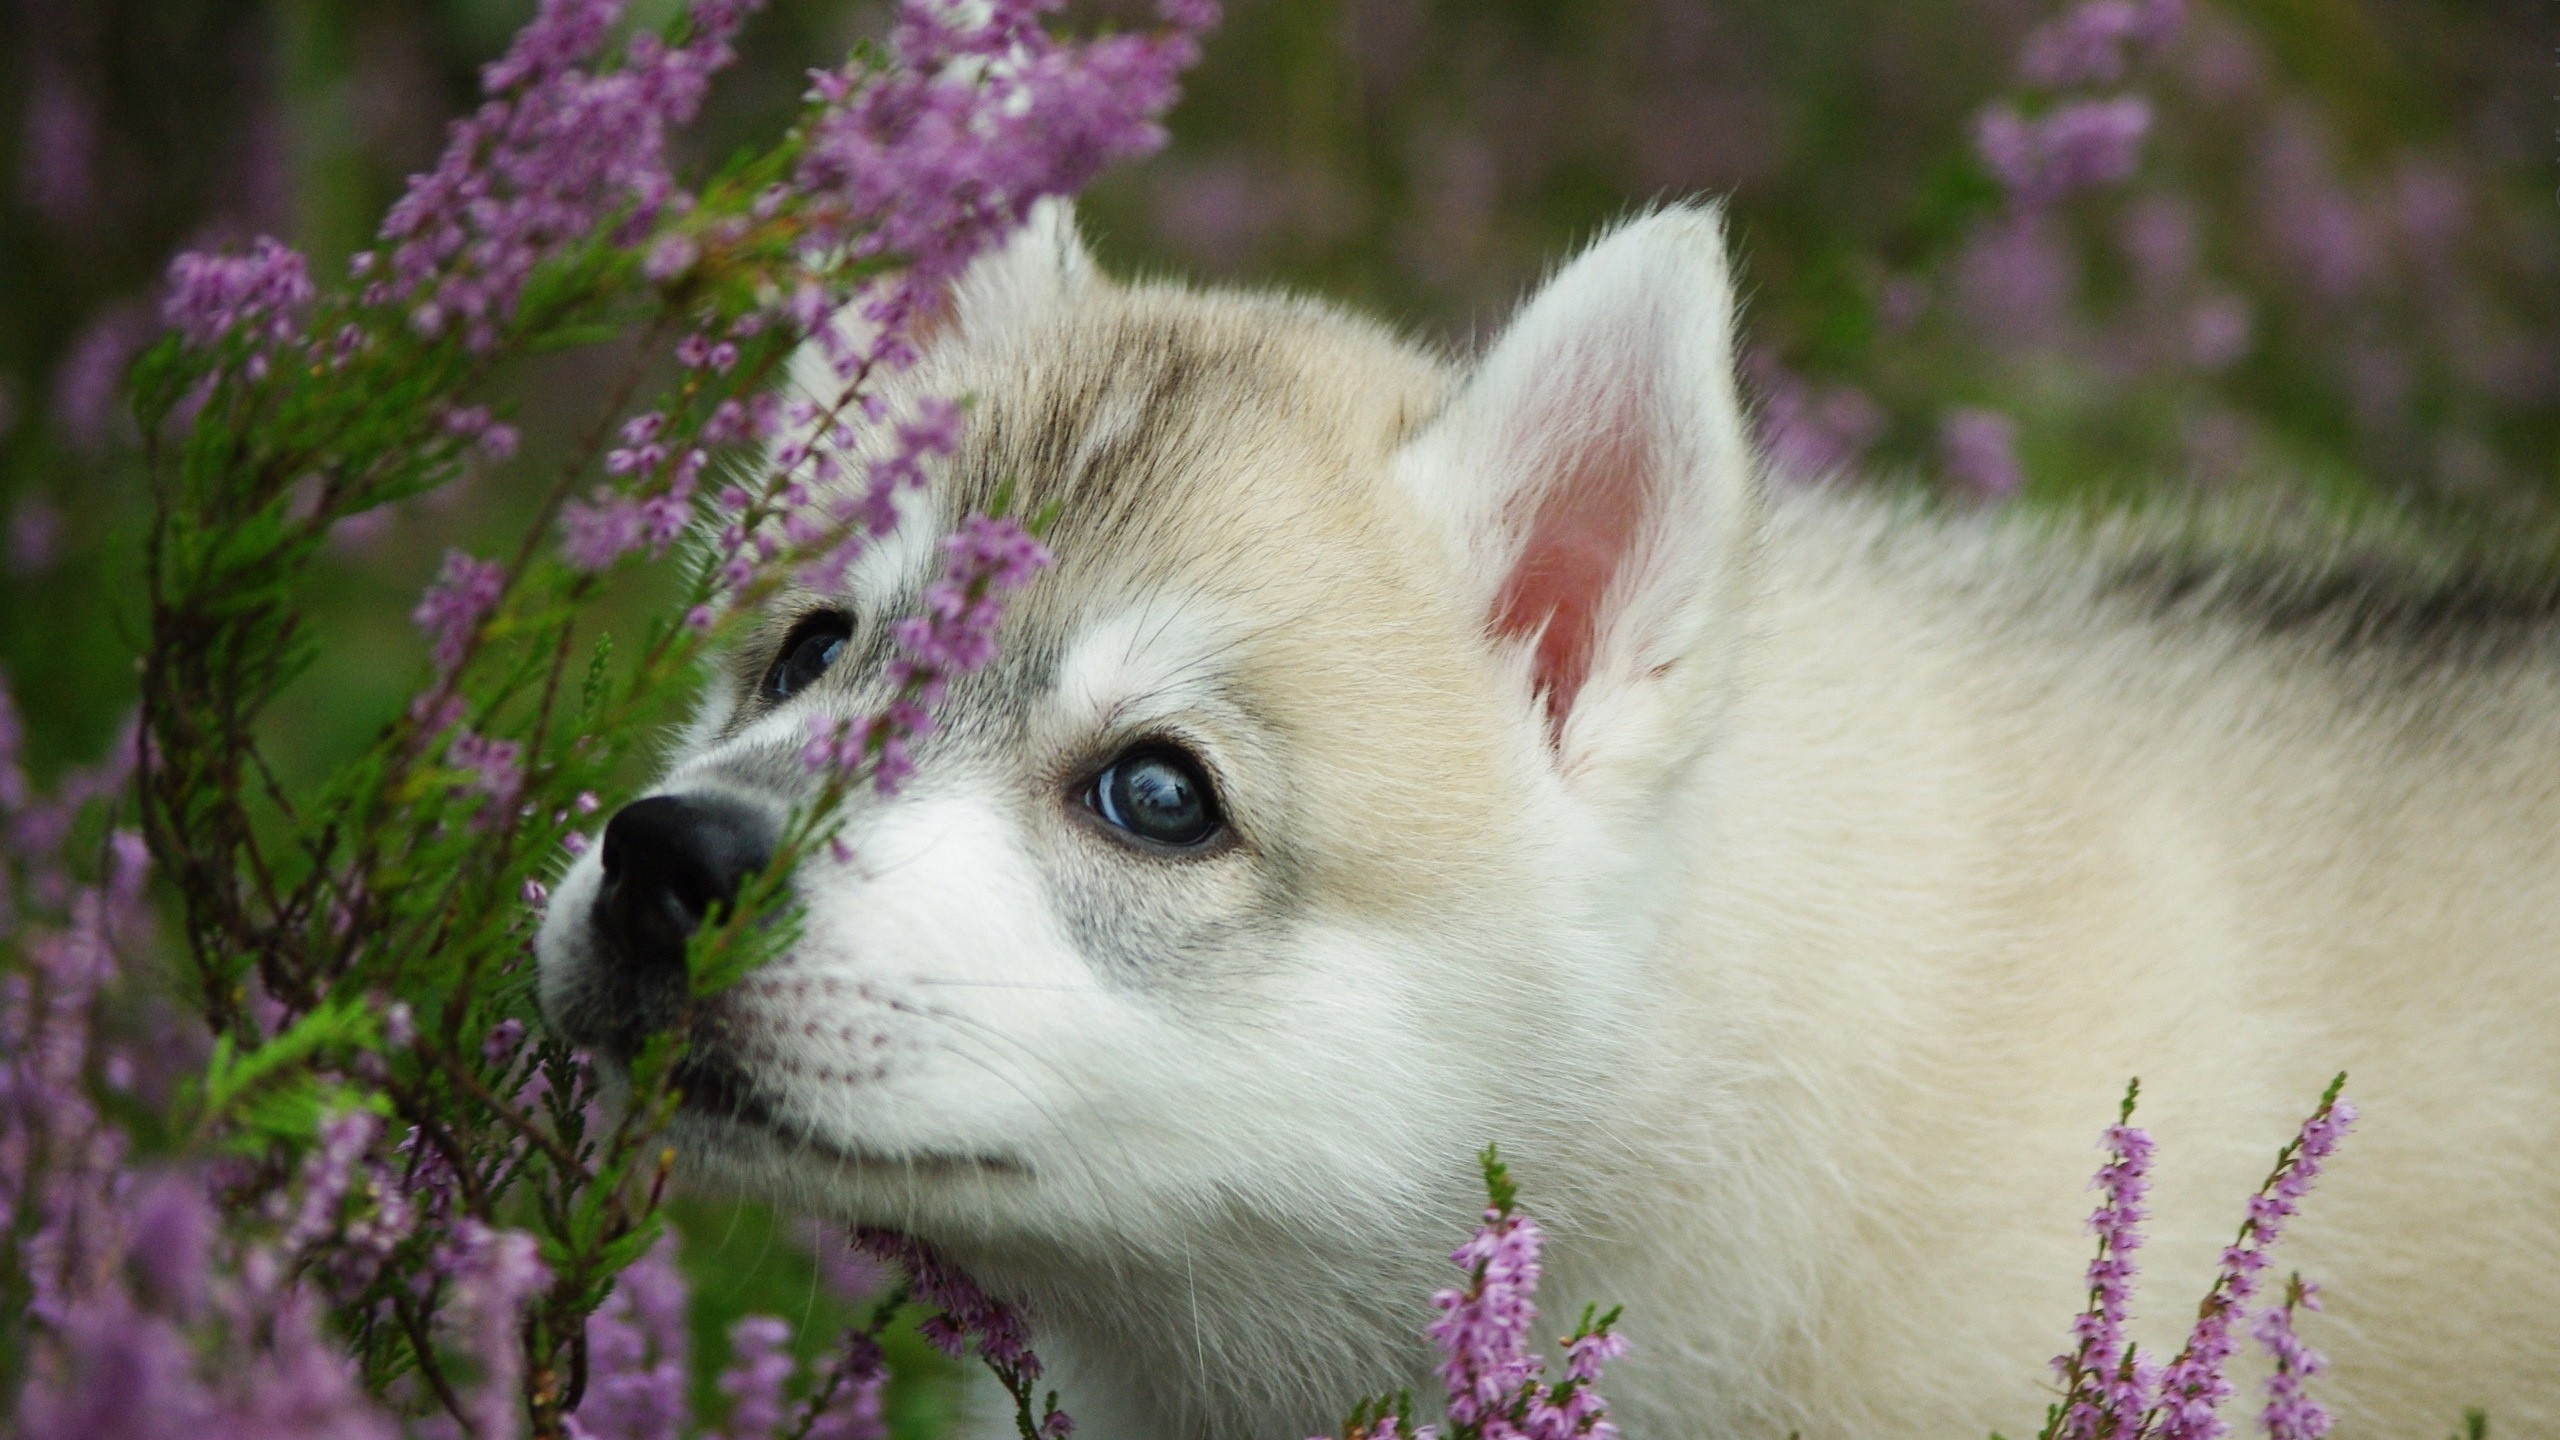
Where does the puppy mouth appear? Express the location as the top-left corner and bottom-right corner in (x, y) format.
(670, 1052), (1032, 1179)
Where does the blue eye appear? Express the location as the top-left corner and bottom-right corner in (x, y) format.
(764, 612), (851, 703)
(1086, 747), (1222, 849)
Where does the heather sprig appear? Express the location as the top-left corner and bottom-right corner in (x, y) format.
(2022, 1077), (2357, 1440)
(2043, 1079), (2157, 1440)
(1320, 1146), (1629, 1440)
(2144, 1076), (2356, 1440)
(2251, 1274), (2331, 1440)
(851, 1227), (1067, 1440)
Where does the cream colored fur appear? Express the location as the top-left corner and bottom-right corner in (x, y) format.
(536, 201), (2560, 1439)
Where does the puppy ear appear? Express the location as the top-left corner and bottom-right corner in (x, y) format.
(943, 197), (1098, 342)
(811, 198), (1098, 368)
(1395, 205), (1759, 783)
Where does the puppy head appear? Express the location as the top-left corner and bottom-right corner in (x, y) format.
(534, 203), (1758, 1274)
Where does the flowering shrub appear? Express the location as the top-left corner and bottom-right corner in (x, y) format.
(2033, 1078), (2357, 1440)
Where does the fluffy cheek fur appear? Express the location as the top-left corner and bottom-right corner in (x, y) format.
(669, 784), (1517, 1244)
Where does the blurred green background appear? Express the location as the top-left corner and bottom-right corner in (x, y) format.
(0, 0), (2551, 1416)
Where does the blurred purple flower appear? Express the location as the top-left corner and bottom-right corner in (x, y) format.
(163, 238), (315, 351)
(570, 1235), (690, 1440)
(18, 64), (98, 228)
(51, 304), (155, 455)
(1149, 157), (1290, 270)
(2184, 293), (2253, 371)
(1955, 214), (2077, 344)
(559, 492), (654, 572)
(1750, 353), (1886, 480)
(2385, 158), (2467, 269)
(413, 549), (508, 674)
(2255, 111), (2380, 302)
(11, 500), (63, 577)
(1940, 408), (2027, 498)
(440, 1221), (551, 1440)
(1397, 135), (1499, 288)
(2018, 0), (2183, 89)
(801, 1333), (891, 1440)
(803, 1219), (892, 1301)
(282, 1110), (383, 1256)
(2019, 1), (2137, 87)
(446, 728), (526, 811)
(2177, 13), (2264, 104)
(2121, 193), (2198, 294)
(1976, 97), (2152, 209)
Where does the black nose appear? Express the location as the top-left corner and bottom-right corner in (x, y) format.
(595, 793), (776, 994)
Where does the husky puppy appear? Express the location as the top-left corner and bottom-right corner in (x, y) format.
(537, 202), (2560, 1438)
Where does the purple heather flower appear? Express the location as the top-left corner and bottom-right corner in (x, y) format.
(2121, 193), (2198, 293)
(11, 499), (63, 576)
(2185, 293), (2253, 371)
(559, 491), (655, 571)
(2386, 159), (2467, 268)
(1416, 1163), (1626, 1440)
(787, 396), (967, 595)
(1976, 98), (2153, 210)
(208, 1283), (401, 1440)
(1749, 352), (1886, 481)
(789, 0), (1216, 385)
(124, 1170), (217, 1317)
(51, 303), (156, 455)
(805, 515), (1051, 794)
(2048, 1117), (2156, 1439)
(852, 1227), (1041, 1380)
(2018, 0), (2184, 88)
(1939, 408), (2028, 499)
(283, 1110), (384, 1256)
(2253, 1281), (2333, 1440)
(18, 65), (99, 228)
(373, 0), (765, 349)
(1429, 1206), (1544, 1431)
(2254, 111), (2381, 303)
(795, 1219), (889, 1301)
(162, 237), (315, 351)
(483, 1017), (528, 1069)
(717, 1315), (797, 1440)
(14, 1298), (210, 1440)
(1954, 214), (2077, 344)
(447, 728), (527, 812)
(2149, 1094), (2356, 1440)
(441, 1220), (551, 1440)
(414, 549), (508, 674)
(801, 1331), (892, 1440)
(568, 1235), (691, 1440)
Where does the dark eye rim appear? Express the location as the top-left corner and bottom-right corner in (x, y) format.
(1072, 740), (1234, 857)
(761, 609), (854, 704)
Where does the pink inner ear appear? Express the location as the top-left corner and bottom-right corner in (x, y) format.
(1489, 416), (1654, 740)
